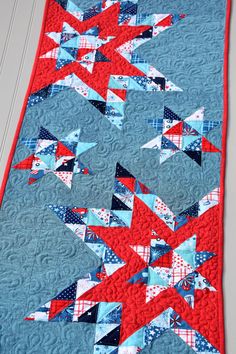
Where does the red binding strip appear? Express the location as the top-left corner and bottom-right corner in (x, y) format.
(219, 0), (232, 353)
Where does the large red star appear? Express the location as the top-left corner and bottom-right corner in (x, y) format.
(32, 0), (153, 99)
(25, 195), (221, 350)
(77, 196), (220, 348)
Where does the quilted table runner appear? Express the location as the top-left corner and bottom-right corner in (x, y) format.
(0, 0), (231, 353)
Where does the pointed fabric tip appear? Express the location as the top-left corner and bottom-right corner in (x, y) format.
(28, 178), (37, 185)
(154, 14), (186, 30)
(164, 106), (182, 121)
(164, 80), (182, 92)
(64, 128), (81, 141)
(184, 151), (202, 166)
(195, 251), (215, 269)
(201, 136), (221, 153)
(156, 14), (180, 27)
(21, 138), (38, 151)
(54, 171), (73, 188)
(13, 154), (34, 169)
(115, 163), (135, 179)
(47, 204), (68, 222)
(38, 126), (58, 141)
(136, 181), (152, 195)
(75, 141), (97, 156)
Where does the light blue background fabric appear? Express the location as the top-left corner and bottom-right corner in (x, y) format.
(0, 0), (226, 353)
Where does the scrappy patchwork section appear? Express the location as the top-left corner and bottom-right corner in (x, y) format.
(26, 302), (219, 353)
(129, 232), (215, 304)
(28, 301), (123, 351)
(13, 127), (96, 188)
(49, 204), (126, 278)
(41, 22), (114, 71)
(47, 163), (219, 231)
(28, 0), (186, 128)
(119, 308), (220, 353)
(142, 107), (222, 165)
(113, 163), (220, 231)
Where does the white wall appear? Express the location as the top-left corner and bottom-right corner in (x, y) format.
(0, 0), (45, 176)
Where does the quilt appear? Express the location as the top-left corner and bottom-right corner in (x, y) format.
(0, 0), (231, 353)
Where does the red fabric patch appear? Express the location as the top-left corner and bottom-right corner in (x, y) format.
(164, 122), (183, 135)
(49, 300), (74, 320)
(202, 136), (220, 152)
(13, 154), (34, 169)
(72, 207), (88, 214)
(117, 177), (136, 192)
(56, 142), (75, 157)
(156, 15), (173, 27)
(138, 181), (152, 194)
(152, 251), (173, 268)
(109, 89), (127, 101)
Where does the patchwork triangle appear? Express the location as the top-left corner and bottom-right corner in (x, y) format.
(115, 163), (135, 178)
(96, 325), (121, 346)
(95, 50), (111, 62)
(56, 141), (75, 156)
(49, 300), (74, 320)
(77, 303), (100, 323)
(164, 107), (181, 121)
(13, 154), (34, 169)
(164, 122), (183, 135)
(111, 195), (132, 210)
(184, 151), (202, 165)
(202, 136), (220, 152)
(38, 127), (58, 141)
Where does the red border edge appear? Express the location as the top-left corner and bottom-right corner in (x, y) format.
(0, 0), (51, 206)
(219, 0), (231, 353)
(0, 0), (232, 352)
